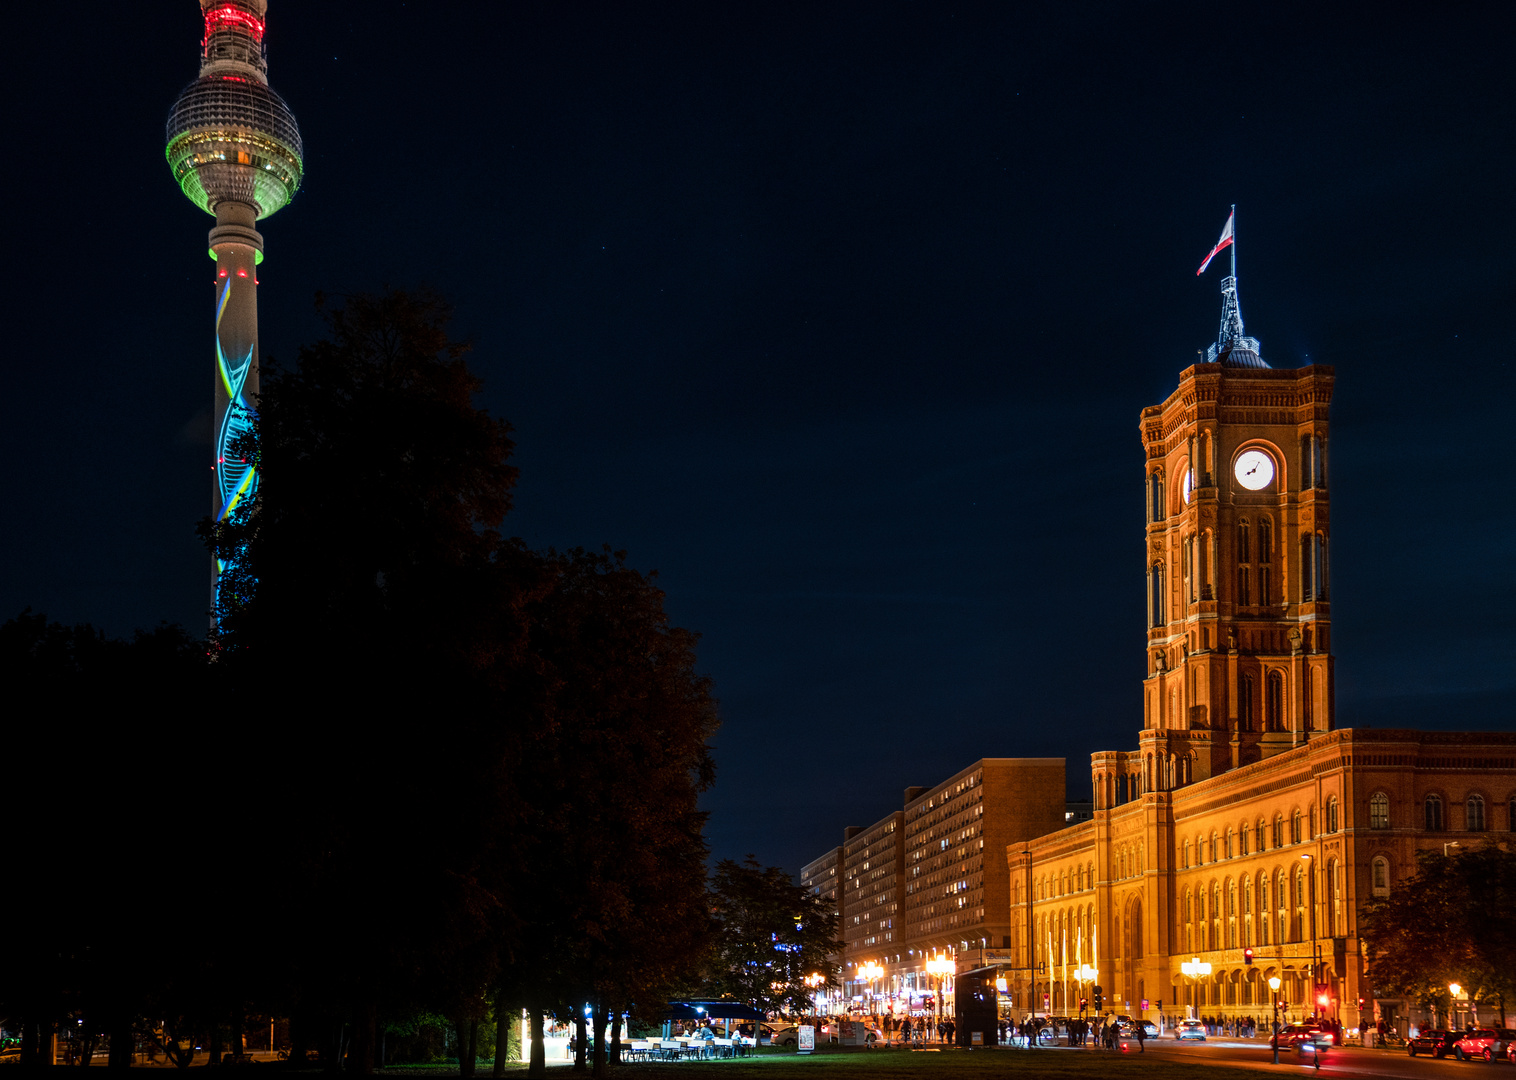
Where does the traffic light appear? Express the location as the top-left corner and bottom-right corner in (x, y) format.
(1243, 948), (1254, 966)
(1080, 998), (1088, 1012)
(1094, 986), (1103, 1011)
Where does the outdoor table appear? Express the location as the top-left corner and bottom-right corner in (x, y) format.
(626, 1041), (650, 1062)
(712, 1038), (735, 1059)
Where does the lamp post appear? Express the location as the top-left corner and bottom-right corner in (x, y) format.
(805, 973), (826, 1017)
(1301, 855), (1320, 1020)
(1269, 977), (1282, 1064)
(1450, 983), (1463, 1030)
(925, 956), (954, 1046)
(1075, 965), (1098, 1023)
(1181, 957), (1212, 1020)
(859, 963), (884, 1024)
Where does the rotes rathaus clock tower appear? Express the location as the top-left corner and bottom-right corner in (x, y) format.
(1096, 246), (1335, 803)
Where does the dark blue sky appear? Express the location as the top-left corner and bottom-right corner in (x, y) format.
(4, 2), (1512, 874)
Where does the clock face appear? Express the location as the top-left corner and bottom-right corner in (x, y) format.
(1234, 450), (1275, 491)
(1182, 469), (1193, 504)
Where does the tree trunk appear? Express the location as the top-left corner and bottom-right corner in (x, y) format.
(492, 989), (510, 1078)
(528, 1012), (546, 1079)
(455, 1019), (478, 1078)
(231, 1010), (246, 1061)
(208, 1021), (224, 1068)
(108, 1013), (136, 1070)
(349, 1002), (376, 1075)
(591, 1003), (608, 1079)
(610, 1013), (622, 1067)
(573, 1013), (587, 1072)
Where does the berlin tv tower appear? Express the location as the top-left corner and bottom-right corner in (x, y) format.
(165, 1), (303, 608)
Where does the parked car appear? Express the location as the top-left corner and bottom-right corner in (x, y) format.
(1272, 1023), (1333, 1050)
(1454, 1029), (1516, 1062)
(1175, 1019), (1207, 1041)
(1407, 1029), (1461, 1059)
(1115, 1016), (1159, 1037)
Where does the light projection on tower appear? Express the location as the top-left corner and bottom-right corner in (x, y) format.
(215, 277), (257, 524)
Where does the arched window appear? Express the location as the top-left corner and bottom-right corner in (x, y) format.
(1227, 880), (1238, 948)
(1272, 814), (1284, 849)
(1294, 865), (1307, 942)
(1149, 562), (1166, 628)
(1212, 883), (1222, 950)
(1291, 809), (1303, 844)
(1257, 873), (1270, 945)
(1328, 859), (1343, 935)
(1326, 797), (1339, 833)
(1276, 870), (1289, 946)
(1301, 533), (1315, 602)
(1266, 671), (1286, 731)
(1257, 818), (1268, 851)
(1238, 520), (1251, 563)
(1149, 472), (1165, 523)
(1239, 823), (1249, 856)
(1183, 889), (1193, 953)
(1426, 794), (1444, 832)
(1372, 857), (1390, 897)
(1467, 794), (1486, 832)
(1239, 673), (1255, 731)
(1370, 792), (1389, 830)
(1226, 828), (1235, 859)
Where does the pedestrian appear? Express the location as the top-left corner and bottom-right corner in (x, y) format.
(1136, 1022), (1146, 1053)
(901, 1018), (911, 1046)
(945, 1020), (955, 1046)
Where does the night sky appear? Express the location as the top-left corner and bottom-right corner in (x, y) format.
(5, 3), (1513, 874)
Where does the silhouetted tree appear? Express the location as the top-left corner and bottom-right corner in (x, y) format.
(706, 858), (840, 1016)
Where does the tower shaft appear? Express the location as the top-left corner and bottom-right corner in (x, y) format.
(211, 202), (262, 531)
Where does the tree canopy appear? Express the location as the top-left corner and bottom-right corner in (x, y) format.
(1361, 844), (1516, 1025)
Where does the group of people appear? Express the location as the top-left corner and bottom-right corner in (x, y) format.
(997, 1016), (1145, 1051)
(875, 1015), (956, 1045)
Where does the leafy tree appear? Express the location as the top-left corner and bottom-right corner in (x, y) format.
(1361, 845), (1516, 1025)
(508, 548), (719, 1078)
(201, 289), (536, 1074)
(706, 858), (840, 1016)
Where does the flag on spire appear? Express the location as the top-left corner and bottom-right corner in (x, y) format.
(1196, 210), (1235, 275)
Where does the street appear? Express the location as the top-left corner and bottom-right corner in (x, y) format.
(1127, 1036), (1488, 1080)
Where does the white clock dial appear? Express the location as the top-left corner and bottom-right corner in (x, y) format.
(1182, 469), (1193, 504)
(1234, 450), (1275, 491)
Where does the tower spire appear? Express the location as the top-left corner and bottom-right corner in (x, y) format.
(1206, 205), (1268, 368)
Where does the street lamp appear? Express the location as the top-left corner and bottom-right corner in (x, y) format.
(1075, 965), (1098, 1021)
(804, 973), (825, 1017)
(1181, 957), (1212, 1020)
(1269, 977), (1283, 1064)
(859, 963), (884, 1021)
(925, 955), (954, 1046)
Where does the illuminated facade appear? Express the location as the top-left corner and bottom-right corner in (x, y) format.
(1002, 273), (1516, 1037)
(166, 1), (303, 609)
(802, 268), (1516, 1040)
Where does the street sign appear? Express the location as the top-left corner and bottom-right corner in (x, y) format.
(1141, 999), (1149, 1011)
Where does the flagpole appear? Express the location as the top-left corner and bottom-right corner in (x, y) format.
(1230, 203), (1236, 278)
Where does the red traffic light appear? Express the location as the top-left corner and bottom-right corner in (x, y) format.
(1243, 948), (1254, 965)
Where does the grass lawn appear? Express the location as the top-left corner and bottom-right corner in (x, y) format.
(378, 1046), (1267, 1080)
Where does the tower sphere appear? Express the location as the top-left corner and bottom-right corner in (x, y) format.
(166, 0), (303, 221)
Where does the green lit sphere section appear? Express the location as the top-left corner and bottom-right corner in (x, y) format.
(166, 76), (303, 219)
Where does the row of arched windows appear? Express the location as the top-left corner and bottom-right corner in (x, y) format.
(1421, 792), (1513, 832)
(1181, 860), (1345, 952)
(1179, 800), (1342, 869)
